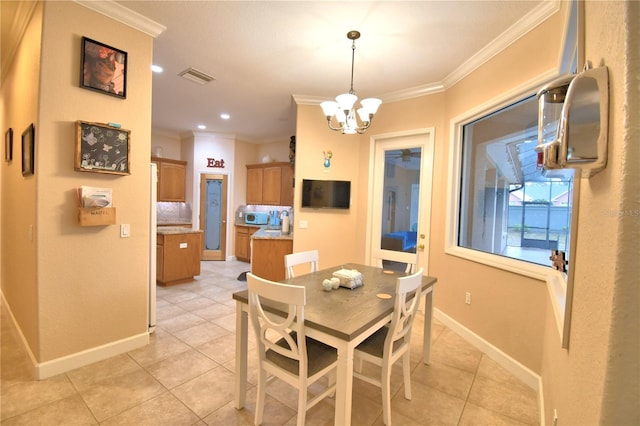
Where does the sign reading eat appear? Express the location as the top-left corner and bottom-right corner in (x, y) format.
(207, 158), (225, 168)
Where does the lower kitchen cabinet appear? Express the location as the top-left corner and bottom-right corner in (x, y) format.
(157, 231), (202, 285)
(251, 238), (293, 282)
(235, 225), (258, 262)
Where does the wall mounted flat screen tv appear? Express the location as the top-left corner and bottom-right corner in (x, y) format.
(301, 179), (351, 209)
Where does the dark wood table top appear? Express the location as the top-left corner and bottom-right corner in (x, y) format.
(232, 263), (437, 341)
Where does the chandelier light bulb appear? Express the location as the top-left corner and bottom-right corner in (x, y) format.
(321, 31), (382, 134)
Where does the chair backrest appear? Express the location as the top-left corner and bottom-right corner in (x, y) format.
(375, 250), (417, 273)
(247, 273), (307, 367)
(284, 250), (319, 279)
(385, 267), (424, 351)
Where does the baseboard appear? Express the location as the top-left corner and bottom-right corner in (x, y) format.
(37, 332), (149, 379)
(1, 292), (39, 379)
(433, 308), (545, 425)
(2, 291), (150, 380)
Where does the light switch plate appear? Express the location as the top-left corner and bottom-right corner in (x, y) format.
(120, 224), (130, 238)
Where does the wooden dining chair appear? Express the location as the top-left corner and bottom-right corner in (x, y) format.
(246, 273), (337, 426)
(284, 250), (319, 279)
(375, 249), (417, 273)
(353, 267), (424, 426)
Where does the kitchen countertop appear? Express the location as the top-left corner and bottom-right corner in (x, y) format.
(158, 219), (192, 226)
(234, 220), (263, 228)
(157, 227), (203, 235)
(251, 226), (293, 240)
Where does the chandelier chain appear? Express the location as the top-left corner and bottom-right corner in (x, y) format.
(349, 39), (356, 95)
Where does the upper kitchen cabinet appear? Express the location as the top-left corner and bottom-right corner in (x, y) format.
(152, 157), (187, 202)
(246, 162), (293, 206)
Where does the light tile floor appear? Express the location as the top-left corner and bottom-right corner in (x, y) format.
(1, 260), (538, 425)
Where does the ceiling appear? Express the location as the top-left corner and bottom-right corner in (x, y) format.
(106, 1), (547, 143)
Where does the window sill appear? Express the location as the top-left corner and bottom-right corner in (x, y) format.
(444, 245), (549, 281)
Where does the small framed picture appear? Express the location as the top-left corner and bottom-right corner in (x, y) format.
(80, 37), (127, 99)
(75, 121), (130, 175)
(22, 124), (35, 176)
(5, 128), (12, 162)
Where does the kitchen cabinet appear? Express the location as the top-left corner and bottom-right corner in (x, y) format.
(246, 162), (293, 206)
(156, 229), (202, 285)
(152, 157), (187, 202)
(235, 225), (259, 262)
(251, 237), (293, 282)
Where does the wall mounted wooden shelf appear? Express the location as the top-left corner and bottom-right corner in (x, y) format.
(78, 207), (116, 226)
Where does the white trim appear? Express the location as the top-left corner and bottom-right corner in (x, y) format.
(444, 1), (561, 88)
(434, 308), (545, 425)
(37, 333), (149, 380)
(73, 0), (166, 38)
(444, 69), (561, 282)
(365, 128), (435, 276)
(1, 293), (38, 379)
(293, 2), (561, 106)
(0, 1), (38, 80)
(1, 292), (149, 380)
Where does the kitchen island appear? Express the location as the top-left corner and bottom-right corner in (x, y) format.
(251, 227), (293, 282)
(157, 227), (203, 286)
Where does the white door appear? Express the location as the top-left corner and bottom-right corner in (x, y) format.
(369, 130), (434, 273)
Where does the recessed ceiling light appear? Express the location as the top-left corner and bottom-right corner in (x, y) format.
(197, 124), (206, 130)
(220, 113), (230, 120)
(151, 64), (163, 73)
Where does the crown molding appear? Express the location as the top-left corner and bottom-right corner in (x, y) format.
(293, 81), (446, 106)
(73, 0), (166, 38)
(1, 1), (38, 82)
(443, 1), (561, 88)
(293, 2), (560, 106)
(380, 82), (446, 103)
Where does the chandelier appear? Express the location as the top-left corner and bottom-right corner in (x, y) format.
(320, 31), (382, 134)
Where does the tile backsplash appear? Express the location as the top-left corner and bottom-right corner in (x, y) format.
(157, 202), (192, 224)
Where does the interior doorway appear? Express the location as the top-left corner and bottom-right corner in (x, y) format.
(199, 174), (228, 261)
(369, 130), (435, 273)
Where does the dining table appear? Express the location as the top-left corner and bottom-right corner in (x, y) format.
(233, 263), (437, 426)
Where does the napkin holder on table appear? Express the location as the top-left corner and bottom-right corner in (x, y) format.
(332, 269), (364, 289)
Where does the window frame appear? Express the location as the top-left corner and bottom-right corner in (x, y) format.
(445, 76), (563, 282)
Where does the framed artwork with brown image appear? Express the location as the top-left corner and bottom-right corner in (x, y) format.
(80, 37), (127, 99)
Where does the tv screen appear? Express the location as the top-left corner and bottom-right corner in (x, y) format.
(301, 179), (351, 209)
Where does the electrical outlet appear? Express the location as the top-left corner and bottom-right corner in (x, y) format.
(465, 292), (471, 304)
(299, 220), (308, 229)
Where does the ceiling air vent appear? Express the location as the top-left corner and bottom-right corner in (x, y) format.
(178, 67), (215, 85)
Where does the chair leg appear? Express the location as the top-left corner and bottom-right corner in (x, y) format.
(328, 369), (337, 397)
(297, 387), (307, 426)
(255, 368), (267, 425)
(402, 351), (412, 400)
(381, 361), (392, 425)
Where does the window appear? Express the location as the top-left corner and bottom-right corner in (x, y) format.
(449, 94), (575, 279)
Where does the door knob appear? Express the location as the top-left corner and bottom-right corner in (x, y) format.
(418, 244), (425, 251)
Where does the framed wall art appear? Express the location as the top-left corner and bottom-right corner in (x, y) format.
(75, 121), (130, 175)
(80, 37), (127, 99)
(21, 124), (35, 176)
(5, 128), (12, 162)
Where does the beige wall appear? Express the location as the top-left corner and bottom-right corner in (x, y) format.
(294, 105), (365, 268)
(2, 1), (154, 365)
(294, 2), (638, 424)
(1, 0), (42, 356)
(256, 139), (290, 164)
(540, 2), (639, 424)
